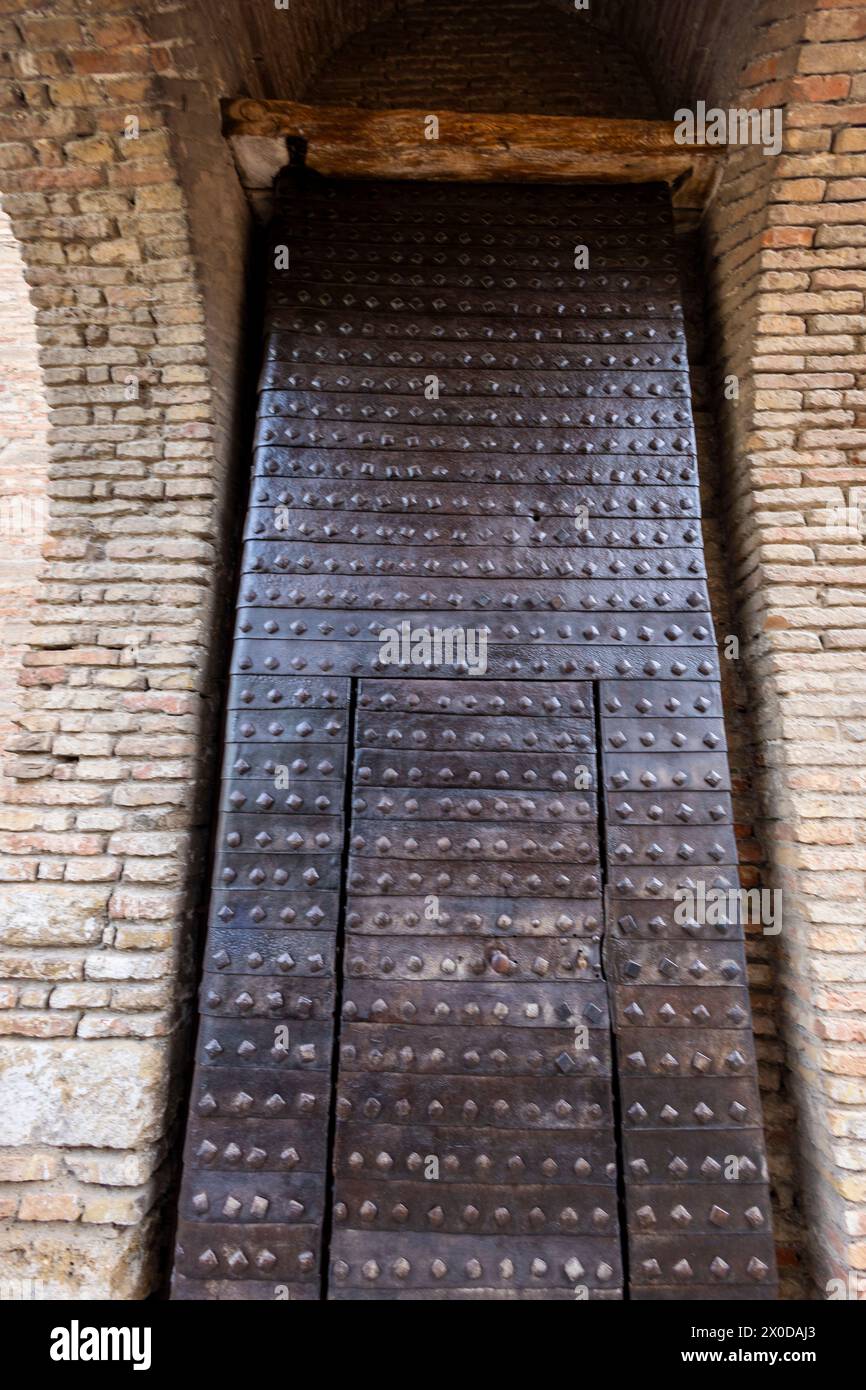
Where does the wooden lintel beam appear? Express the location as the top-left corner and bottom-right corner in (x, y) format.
(222, 99), (723, 213)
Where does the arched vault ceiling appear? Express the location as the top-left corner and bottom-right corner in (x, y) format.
(303, 0), (661, 119)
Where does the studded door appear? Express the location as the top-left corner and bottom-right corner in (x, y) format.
(171, 174), (776, 1301)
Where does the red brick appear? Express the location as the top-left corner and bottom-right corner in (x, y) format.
(69, 48), (150, 77)
(790, 73), (853, 101)
(19, 17), (82, 47)
(743, 55), (781, 86)
(763, 227), (815, 247)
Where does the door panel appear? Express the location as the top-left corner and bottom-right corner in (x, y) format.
(172, 676), (351, 1301)
(329, 677), (619, 1300)
(171, 175), (776, 1301)
(599, 681), (776, 1297)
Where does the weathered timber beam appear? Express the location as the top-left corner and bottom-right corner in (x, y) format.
(222, 99), (723, 223)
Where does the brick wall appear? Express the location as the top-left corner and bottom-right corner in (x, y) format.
(0, 1), (221, 1298)
(0, 203), (48, 784)
(703, 0), (866, 1292)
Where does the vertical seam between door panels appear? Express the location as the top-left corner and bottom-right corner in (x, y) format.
(594, 680), (631, 1299)
(320, 673), (358, 1300)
